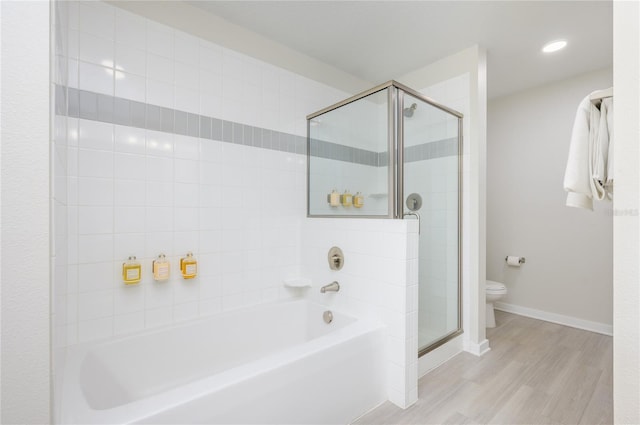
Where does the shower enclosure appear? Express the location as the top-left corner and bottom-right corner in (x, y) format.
(307, 81), (462, 354)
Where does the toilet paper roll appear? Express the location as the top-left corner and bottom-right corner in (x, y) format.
(506, 256), (523, 267)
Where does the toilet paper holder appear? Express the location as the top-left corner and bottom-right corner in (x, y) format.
(505, 256), (526, 265)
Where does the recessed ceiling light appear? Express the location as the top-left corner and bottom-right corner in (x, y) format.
(542, 40), (567, 53)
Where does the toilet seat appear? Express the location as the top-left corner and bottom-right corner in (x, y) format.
(486, 282), (507, 293)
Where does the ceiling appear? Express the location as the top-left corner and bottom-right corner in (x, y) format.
(188, 1), (613, 99)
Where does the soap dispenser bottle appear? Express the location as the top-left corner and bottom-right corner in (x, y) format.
(122, 256), (142, 285)
(180, 252), (197, 279)
(353, 192), (364, 208)
(328, 189), (340, 207)
(341, 190), (353, 207)
(153, 253), (170, 281)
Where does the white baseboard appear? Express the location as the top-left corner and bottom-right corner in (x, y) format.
(463, 338), (491, 356)
(494, 302), (613, 336)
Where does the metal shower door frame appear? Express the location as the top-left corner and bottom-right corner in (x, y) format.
(306, 80), (464, 355)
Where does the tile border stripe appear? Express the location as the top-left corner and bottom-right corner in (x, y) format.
(55, 85), (458, 165)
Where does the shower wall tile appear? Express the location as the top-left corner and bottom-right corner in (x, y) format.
(78, 1), (114, 41)
(96, 93), (114, 123)
(115, 8), (146, 51)
(78, 118), (113, 150)
(114, 312), (145, 336)
(116, 72), (145, 103)
(78, 90), (98, 120)
(146, 21), (174, 59)
(175, 62), (199, 90)
(174, 33), (199, 66)
(78, 32), (113, 67)
(67, 30), (80, 61)
(147, 79), (174, 109)
(175, 87), (200, 115)
(78, 61), (113, 95)
(301, 218), (419, 408)
(56, 0), (348, 346)
(115, 44), (146, 77)
(78, 317), (113, 343)
(147, 53), (174, 83)
(78, 177), (112, 206)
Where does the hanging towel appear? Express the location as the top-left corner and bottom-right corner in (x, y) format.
(601, 97), (614, 196)
(564, 94), (599, 210)
(591, 97), (608, 201)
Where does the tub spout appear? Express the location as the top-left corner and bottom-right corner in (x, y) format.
(320, 281), (340, 293)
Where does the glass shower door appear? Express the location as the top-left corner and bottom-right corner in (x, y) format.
(401, 91), (461, 354)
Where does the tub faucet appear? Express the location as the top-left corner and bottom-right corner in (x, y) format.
(320, 281), (340, 293)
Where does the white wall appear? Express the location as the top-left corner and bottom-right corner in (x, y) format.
(613, 0), (640, 422)
(0, 1), (51, 423)
(487, 68), (614, 332)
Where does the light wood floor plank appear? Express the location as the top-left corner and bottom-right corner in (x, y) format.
(354, 311), (612, 425)
(578, 359), (613, 425)
(487, 384), (555, 425)
(440, 412), (479, 425)
(542, 363), (602, 424)
(458, 360), (530, 423)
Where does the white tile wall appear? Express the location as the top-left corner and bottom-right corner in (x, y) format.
(78, 1), (114, 41)
(301, 218), (419, 408)
(54, 1), (349, 346)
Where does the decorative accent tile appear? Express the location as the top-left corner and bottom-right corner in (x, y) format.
(57, 85), (459, 163)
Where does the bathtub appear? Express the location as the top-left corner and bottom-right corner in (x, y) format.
(60, 299), (386, 424)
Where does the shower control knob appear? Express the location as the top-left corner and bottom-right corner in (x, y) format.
(327, 246), (344, 270)
(406, 193), (422, 211)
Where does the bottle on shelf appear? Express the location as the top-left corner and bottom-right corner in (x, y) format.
(353, 192), (364, 208)
(341, 190), (353, 207)
(328, 189), (340, 207)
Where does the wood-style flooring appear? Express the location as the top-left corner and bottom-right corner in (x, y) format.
(354, 311), (613, 425)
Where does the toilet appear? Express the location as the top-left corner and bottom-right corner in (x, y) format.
(486, 280), (507, 328)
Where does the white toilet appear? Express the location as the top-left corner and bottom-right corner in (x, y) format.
(486, 280), (507, 328)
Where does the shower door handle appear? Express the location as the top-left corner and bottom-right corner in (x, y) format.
(403, 211), (420, 234)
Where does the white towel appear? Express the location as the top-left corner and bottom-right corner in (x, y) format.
(591, 97), (607, 201)
(564, 92), (614, 209)
(564, 95), (597, 210)
(601, 98), (614, 196)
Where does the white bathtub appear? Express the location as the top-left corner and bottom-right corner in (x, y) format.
(60, 300), (386, 424)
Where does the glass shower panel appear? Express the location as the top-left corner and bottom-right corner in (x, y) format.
(402, 92), (460, 352)
(308, 88), (390, 217)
